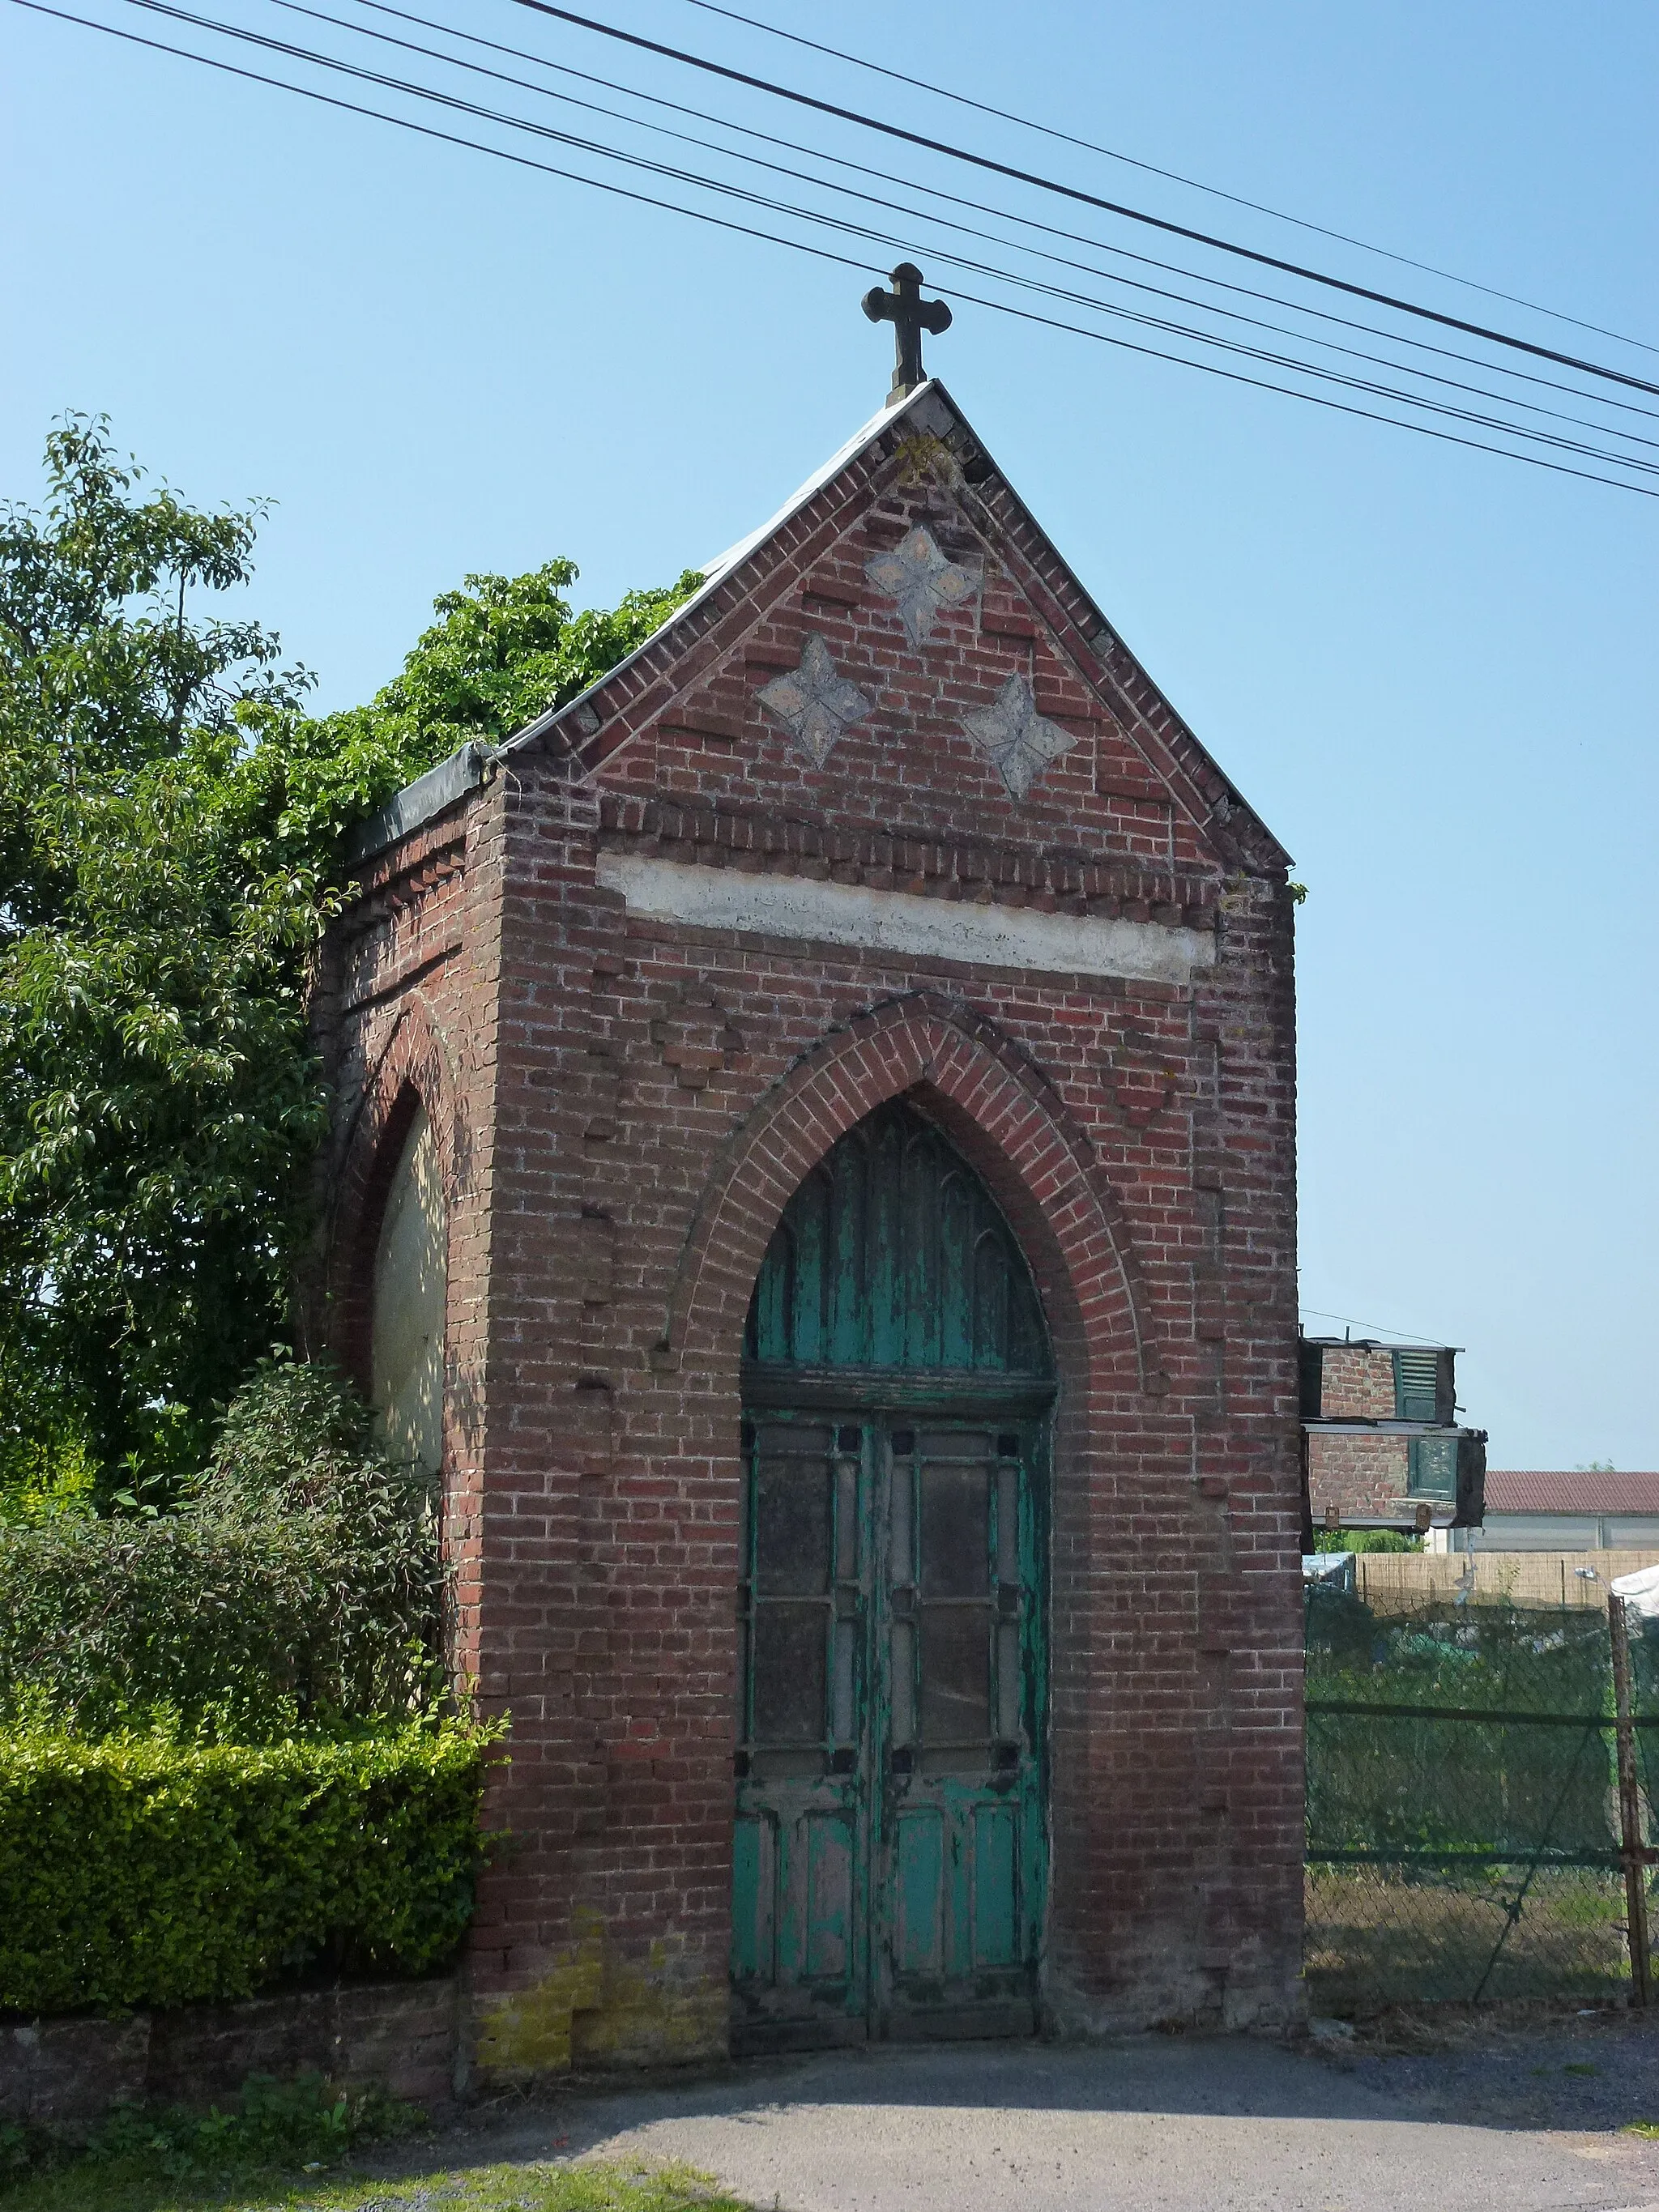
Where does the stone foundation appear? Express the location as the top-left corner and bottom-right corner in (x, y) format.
(0, 1977), (459, 2127)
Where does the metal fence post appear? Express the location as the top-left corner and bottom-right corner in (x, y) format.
(1609, 1592), (1651, 2007)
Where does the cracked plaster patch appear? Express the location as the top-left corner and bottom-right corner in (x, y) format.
(962, 672), (1077, 800)
(757, 633), (874, 768)
(864, 524), (977, 648)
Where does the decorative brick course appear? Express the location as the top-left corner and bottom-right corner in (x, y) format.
(315, 382), (1304, 2069)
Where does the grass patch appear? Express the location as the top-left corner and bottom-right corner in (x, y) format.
(0, 2136), (744, 2212)
(0, 2074), (427, 2212)
(0, 2087), (743, 2212)
(1304, 1864), (1631, 2012)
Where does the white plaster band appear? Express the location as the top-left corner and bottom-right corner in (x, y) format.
(595, 853), (1214, 984)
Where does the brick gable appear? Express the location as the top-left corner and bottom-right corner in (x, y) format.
(513, 383), (1286, 884)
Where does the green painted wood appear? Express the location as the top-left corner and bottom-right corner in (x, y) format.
(974, 1805), (1019, 1967)
(897, 1811), (944, 1974)
(731, 1815), (764, 1980)
(744, 1102), (1050, 1380)
(1408, 1434), (1459, 1498)
(735, 1102), (1050, 2053)
(731, 1419), (872, 2049)
(878, 1425), (1046, 2022)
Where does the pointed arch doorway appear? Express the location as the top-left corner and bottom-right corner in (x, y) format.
(731, 1096), (1055, 2052)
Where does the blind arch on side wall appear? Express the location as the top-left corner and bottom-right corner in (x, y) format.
(370, 1099), (448, 1475)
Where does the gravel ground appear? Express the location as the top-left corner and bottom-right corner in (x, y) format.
(347, 2010), (1659, 2212)
(1328, 2001), (1659, 2132)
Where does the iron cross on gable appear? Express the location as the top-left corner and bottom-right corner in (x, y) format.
(862, 262), (952, 404)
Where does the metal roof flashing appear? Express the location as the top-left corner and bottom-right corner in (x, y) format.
(1302, 1336), (1465, 1354)
(346, 739), (493, 867)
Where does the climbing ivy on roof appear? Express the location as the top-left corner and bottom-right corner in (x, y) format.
(248, 559), (704, 857)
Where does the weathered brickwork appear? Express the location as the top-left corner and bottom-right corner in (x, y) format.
(1307, 1431), (1412, 1522)
(0, 1980), (458, 2125)
(1316, 1346), (1397, 1421)
(310, 797), (507, 1712)
(314, 384), (1304, 2069)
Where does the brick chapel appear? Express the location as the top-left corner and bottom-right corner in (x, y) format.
(318, 292), (1305, 2080)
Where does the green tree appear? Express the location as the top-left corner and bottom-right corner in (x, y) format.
(238, 556), (702, 860)
(0, 416), (316, 1496)
(0, 416), (701, 1499)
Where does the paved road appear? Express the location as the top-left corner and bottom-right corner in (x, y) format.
(484, 2033), (1659, 2212)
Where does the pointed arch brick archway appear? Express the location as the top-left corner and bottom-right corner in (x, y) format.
(650, 991), (1204, 2044)
(663, 990), (1165, 1408)
(324, 991), (462, 1395)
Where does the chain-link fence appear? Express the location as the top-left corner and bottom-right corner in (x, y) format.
(1305, 1567), (1656, 2014)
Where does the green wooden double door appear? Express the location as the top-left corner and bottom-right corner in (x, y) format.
(731, 1100), (1052, 2052)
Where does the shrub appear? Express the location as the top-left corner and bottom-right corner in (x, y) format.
(1313, 1528), (1422, 1555)
(1, 2072), (421, 2189)
(0, 1723), (497, 2013)
(194, 1355), (426, 1522)
(0, 1362), (443, 1738)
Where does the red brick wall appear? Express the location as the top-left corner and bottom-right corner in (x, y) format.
(1316, 1346), (1397, 1420)
(318, 403), (1303, 2065)
(1307, 1431), (1411, 1523)
(311, 795), (508, 1714)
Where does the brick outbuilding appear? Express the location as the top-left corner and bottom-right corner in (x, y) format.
(316, 376), (1305, 2078)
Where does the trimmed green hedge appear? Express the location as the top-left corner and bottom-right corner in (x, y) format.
(0, 1723), (497, 2013)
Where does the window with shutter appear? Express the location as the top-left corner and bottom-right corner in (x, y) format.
(1393, 1348), (1449, 1424)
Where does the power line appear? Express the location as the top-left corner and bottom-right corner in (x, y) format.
(502, 0), (1659, 402)
(939, 279), (1659, 497)
(8, 1), (880, 267)
(12, 0), (1659, 498)
(678, 0), (1659, 363)
(333, 0), (1659, 432)
(100, 0), (1659, 475)
(1299, 1306), (1448, 1348)
(18, 0), (1659, 496)
(252, 0), (1659, 456)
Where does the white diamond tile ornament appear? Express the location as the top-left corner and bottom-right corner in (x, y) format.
(756, 633), (875, 768)
(864, 525), (976, 649)
(962, 673), (1077, 800)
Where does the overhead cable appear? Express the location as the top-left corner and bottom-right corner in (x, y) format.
(94, 0), (1659, 472)
(258, 0), (1659, 453)
(503, 0), (1659, 400)
(11, 0), (1658, 499)
(1300, 1307), (1448, 1348)
(331, 0), (1659, 429)
(678, 0), (1659, 362)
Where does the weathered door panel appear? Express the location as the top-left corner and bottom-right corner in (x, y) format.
(734, 1099), (1051, 2052)
(876, 1425), (1044, 2038)
(734, 1409), (1047, 2048)
(731, 1421), (870, 2052)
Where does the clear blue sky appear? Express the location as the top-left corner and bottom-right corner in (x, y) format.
(3, 0), (1655, 1468)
